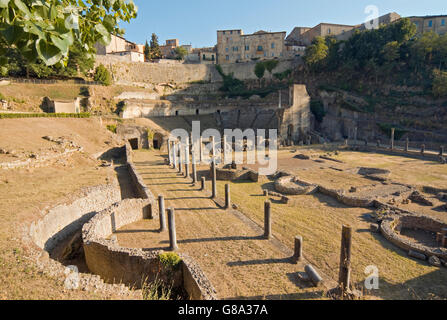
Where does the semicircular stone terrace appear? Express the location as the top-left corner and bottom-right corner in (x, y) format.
(380, 214), (447, 260)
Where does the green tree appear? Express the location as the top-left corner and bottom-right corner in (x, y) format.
(432, 69), (447, 98)
(264, 59), (279, 74)
(144, 40), (150, 61)
(303, 36), (328, 70)
(174, 46), (188, 60)
(0, 0), (137, 67)
(94, 64), (112, 86)
(150, 33), (162, 59)
(382, 41), (400, 63)
(254, 62), (265, 82)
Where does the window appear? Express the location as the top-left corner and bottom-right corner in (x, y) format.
(264, 52), (267, 57)
(442, 19), (446, 26)
(271, 43), (275, 49)
(230, 31), (233, 34)
(257, 45), (263, 51)
(225, 47), (229, 52)
(233, 46), (238, 52)
(246, 54), (249, 58)
(272, 53), (274, 57)
(428, 20), (433, 27)
(245, 45), (250, 51)
(225, 55), (229, 61)
(223, 31), (226, 35)
(328, 28), (331, 34)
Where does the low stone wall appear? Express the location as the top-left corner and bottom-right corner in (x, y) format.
(82, 199), (218, 299)
(215, 167), (259, 182)
(29, 184), (122, 252)
(318, 185), (375, 207)
(380, 215), (447, 260)
(274, 176), (318, 195)
(0, 147), (82, 170)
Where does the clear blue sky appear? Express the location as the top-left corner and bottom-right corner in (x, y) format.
(120, 0), (447, 48)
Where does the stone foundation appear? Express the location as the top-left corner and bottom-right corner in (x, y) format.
(380, 215), (447, 260)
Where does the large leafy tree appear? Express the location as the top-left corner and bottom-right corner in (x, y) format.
(0, 0), (138, 67)
(303, 36), (328, 70)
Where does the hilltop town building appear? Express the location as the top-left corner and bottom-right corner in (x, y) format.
(95, 34), (144, 62)
(409, 15), (447, 35)
(217, 29), (286, 64)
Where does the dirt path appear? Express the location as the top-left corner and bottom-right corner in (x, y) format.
(114, 150), (336, 300)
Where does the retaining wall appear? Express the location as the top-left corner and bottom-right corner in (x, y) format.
(82, 198), (218, 299)
(29, 184), (122, 252)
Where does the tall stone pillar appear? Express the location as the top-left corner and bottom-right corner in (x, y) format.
(225, 184), (230, 209)
(405, 137), (409, 152)
(264, 201), (272, 239)
(173, 142), (177, 170)
(167, 208), (178, 251)
(191, 146), (197, 185)
(179, 143), (183, 174)
(199, 136), (203, 164)
(292, 235), (303, 263)
(167, 140), (172, 166)
(339, 225), (352, 292)
(158, 195), (166, 232)
(184, 138), (190, 179)
(390, 128), (395, 150)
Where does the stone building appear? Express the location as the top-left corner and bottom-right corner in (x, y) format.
(409, 15), (447, 36)
(336, 12), (401, 41)
(298, 23), (355, 46)
(95, 34), (144, 62)
(216, 29), (286, 64)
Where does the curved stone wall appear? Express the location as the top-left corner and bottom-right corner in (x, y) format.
(380, 215), (447, 260)
(29, 184), (121, 252)
(274, 176), (318, 195)
(82, 199), (218, 300)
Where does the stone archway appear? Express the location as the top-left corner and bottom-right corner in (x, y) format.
(153, 133), (164, 150)
(128, 138), (139, 150)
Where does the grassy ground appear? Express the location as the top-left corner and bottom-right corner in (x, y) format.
(124, 148), (447, 300)
(116, 151), (334, 300)
(0, 118), (128, 299)
(0, 83), (151, 113)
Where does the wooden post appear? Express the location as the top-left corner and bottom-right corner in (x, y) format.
(167, 208), (178, 251)
(264, 201), (272, 239)
(338, 225), (352, 292)
(405, 138), (409, 152)
(225, 184), (230, 209)
(421, 144), (425, 156)
(292, 235), (303, 263)
(158, 195), (166, 232)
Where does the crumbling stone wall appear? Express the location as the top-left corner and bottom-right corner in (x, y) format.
(82, 199), (218, 299)
(380, 215), (447, 260)
(29, 184), (122, 252)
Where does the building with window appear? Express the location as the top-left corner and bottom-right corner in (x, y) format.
(216, 29), (286, 64)
(409, 15), (447, 35)
(95, 34), (145, 62)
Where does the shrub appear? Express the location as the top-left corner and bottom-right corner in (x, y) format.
(142, 276), (173, 300)
(432, 69), (447, 98)
(158, 252), (182, 270)
(310, 100), (326, 122)
(106, 124), (117, 133)
(274, 69), (292, 81)
(94, 64), (112, 86)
